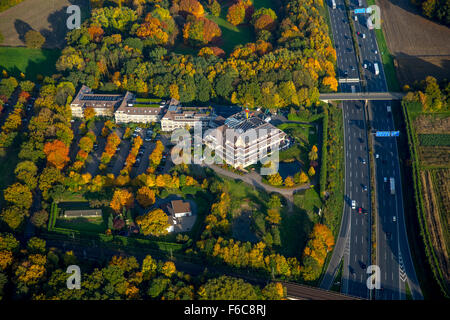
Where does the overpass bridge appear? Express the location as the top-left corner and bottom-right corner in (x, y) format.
(319, 92), (405, 102)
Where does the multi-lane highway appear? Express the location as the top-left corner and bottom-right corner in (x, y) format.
(341, 100), (372, 299)
(320, 0), (423, 299)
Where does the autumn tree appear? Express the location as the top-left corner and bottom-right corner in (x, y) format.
(44, 140), (70, 170)
(30, 210), (48, 228)
(182, 16), (221, 47)
(308, 145), (318, 161)
(1, 206), (26, 230)
(301, 224), (334, 280)
(179, 0), (205, 18)
(308, 166), (316, 177)
(284, 176), (294, 187)
(110, 189), (134, 213)
(227, 1), (246, 25)
(136, 208), (170, 236)
(267, 173), (283, 186)
(3, 183), (33, 209)
(14, 161), (38, 190)
(25, 30), (45, 49)
(136, 186), (156, 208)
(83, 107), (96, 121)
(251, 7), (277, 32)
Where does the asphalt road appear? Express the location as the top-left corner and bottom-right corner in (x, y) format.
(370, 101), (423, 299)
(321, 0), (422, 300)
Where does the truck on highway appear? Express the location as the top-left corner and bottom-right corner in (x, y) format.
(374, 62), (380, 75)
(367, 18), (374, 30)
(332, 0), (336, 9)
(390, 177), (395, 195)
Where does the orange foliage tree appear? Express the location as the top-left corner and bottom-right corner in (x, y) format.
(43, 140), (70, 170)
(110, 189), (134, 213)
(179, 0), (205, 18)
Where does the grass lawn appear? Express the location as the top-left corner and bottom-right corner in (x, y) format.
(277, 122), (318, 164)
(0, 47), (60, 81)
(279, 202), (314, 258)
(206, 13), (254, 54)
(135, 98), (162, 103)
(253, 0), (277, 10)
(55, 217), (106, 233)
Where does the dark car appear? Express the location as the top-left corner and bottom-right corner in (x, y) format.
(360, 262), (367, 269)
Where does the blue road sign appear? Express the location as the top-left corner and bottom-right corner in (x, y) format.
(354, 8), (365, 13)
(375, 131), (400, 137)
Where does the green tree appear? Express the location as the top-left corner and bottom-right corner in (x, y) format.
(198, 276), (259, 300)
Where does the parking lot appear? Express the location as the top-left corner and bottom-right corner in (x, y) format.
(67, 123), (173, 178)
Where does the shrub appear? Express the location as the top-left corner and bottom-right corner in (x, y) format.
(25, 30), (45, 49)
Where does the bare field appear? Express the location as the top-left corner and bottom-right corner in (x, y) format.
(0, 0), (89, 48)
(418, 146), (450, 167)
(413, 114), (450, 134)
(421, 170), (450, 290)
(378, 0), (450, 85)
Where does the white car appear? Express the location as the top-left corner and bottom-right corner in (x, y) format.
(375, 154), (379, 159)
(392, 216), (397, 222)
(351, 200), (356, 210)
(362, 33), (366, 39)
(354, 16), (358, 21)
(363, 64), (367, 69)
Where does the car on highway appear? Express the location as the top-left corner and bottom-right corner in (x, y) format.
(392, 216), (397, 222)
(375, 153), (379, 159)
(362, 158), (366, 164)
(360, 262), (367, 269)
(354, 16), (358, 21)
(362, 33), (366, 39)
(352, 200), (356, 210)
(358, 207), (362, 214)
(384, 177), (387, 182)
(363, 185), (368, 192)
(363, 63), (367, 69)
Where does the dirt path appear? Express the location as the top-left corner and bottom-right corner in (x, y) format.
(421, 170), (450, 290)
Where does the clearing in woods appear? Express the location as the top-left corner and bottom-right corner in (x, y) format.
(0, 0), (90, 48)
(377, 0), (450, 86)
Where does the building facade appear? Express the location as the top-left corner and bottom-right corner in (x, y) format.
(204, 110), (287, 168)
(160, 105), (216, 132)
